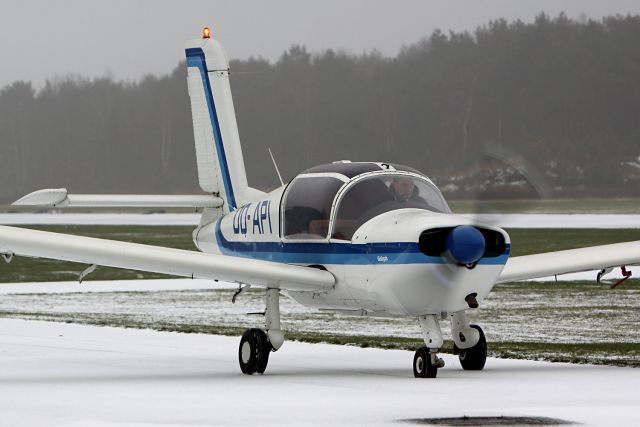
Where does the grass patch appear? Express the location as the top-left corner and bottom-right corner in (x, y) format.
(489, 342), (640, 367)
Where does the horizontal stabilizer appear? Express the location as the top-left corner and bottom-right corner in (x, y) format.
(13, 189), (223, 208)
(0, 225), (335, 291)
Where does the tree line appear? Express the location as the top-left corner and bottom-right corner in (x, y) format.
(1, 13), (639, 204)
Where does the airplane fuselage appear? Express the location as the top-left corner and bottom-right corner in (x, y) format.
(194, 163), (511, 317)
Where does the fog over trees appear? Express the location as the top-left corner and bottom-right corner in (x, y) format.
(1, 14), (639, 203)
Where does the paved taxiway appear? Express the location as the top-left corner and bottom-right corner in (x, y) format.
(0, 318), (637, 426)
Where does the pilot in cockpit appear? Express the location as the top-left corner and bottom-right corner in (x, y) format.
(389, 177), (425, 204)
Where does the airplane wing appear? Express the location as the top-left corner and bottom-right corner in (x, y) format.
(498, 240), (640, 282)
(0, 225), (334, 292)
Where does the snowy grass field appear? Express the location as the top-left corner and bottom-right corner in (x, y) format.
(1, 278), (638, 367)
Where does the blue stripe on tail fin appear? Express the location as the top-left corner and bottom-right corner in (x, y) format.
(185, 48), (237, 211)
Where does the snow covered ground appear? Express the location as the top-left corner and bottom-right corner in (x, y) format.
(0, 318), (637, 427)
(0, 278), (231, 295)
(1, 212), (640, 227)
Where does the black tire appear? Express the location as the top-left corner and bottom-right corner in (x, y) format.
(458, 324), (487, 371)
(413, 347), (438, 378)
(255, 330), (272, 374)
(239, 328), (271, 375)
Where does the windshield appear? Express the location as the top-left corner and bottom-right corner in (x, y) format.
(283, 176), (344, 239)
(332, 174), (450, 240)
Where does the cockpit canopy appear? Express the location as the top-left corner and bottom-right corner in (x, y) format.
(332, 174), (450, 240)
(282, 176), (344, 239)
(282, 162), (450, 240)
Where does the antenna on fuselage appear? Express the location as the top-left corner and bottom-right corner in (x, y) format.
(268, 148), (284, 186)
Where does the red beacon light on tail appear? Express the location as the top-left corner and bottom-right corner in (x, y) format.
(202, 27), (211, 39)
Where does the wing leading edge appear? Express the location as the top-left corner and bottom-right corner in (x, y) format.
(498, 240), (640, 282)
(12, 188), (223, 208)
(0, 225), (334, 291)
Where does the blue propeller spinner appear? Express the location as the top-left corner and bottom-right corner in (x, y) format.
(445, 225), (486, 265)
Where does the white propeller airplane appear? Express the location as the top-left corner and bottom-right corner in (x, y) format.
(3, 28), (639, 378)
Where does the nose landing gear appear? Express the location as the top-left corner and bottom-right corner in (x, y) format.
(454, 324), (487, 370)
(451, 311), (487, 371)
(414, 312), (488, 378)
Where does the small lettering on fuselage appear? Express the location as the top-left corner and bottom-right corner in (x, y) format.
(233, 200), (272, 235)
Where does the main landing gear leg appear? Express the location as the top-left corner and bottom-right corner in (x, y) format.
(451, 311), (487, 371)
(414, 315), (445, 378)
(238, 288), (284, 375)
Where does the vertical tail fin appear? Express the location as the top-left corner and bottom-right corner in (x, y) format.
(185, 32), (263, 213)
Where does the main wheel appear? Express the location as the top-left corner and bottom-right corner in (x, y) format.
(238, 328), (272, 375)
(413, 347), (438, 378)
(255, 330), (272, 374)
(456, 324), (487, 370)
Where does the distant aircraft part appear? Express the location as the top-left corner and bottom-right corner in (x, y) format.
(482, 142), (553, 199)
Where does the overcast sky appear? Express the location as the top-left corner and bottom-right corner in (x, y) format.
(1, 0), (640, 89)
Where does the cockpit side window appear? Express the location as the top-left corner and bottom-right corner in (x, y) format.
(283, 177), (344, 239)
(332, 175), (450, 240)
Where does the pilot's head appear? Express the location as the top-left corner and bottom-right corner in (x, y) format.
(390, 177), (415, 201)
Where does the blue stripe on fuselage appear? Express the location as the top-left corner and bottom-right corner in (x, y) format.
(214, 220), (510, 265)
(185, 47), (237, 210)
